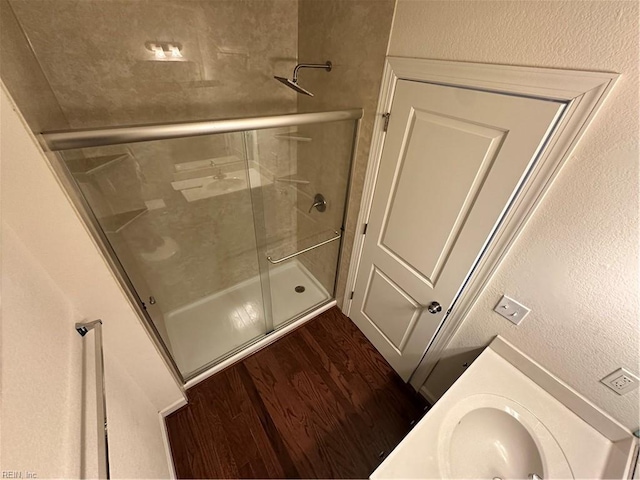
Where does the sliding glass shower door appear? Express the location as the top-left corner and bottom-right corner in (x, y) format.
(246, 119), (357, 328)
(58, 132), (268, 377)
(50, 110), (360, 380)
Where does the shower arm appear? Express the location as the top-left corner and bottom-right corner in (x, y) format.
(292, 62), (332, 83)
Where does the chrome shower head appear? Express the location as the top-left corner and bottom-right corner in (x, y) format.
(274, 76), (315, 96)
(274, 61), (332, 97)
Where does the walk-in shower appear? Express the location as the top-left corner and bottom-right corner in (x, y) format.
(43, 109), (361, 381)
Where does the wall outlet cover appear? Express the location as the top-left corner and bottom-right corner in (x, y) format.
(493, 295), (530, 325)
(600, 367), (639, 396)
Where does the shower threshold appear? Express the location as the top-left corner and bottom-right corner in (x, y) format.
(165, 260), (332, 381)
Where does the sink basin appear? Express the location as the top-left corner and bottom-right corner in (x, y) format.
(438, 394), (571, 479)
(204, 176), (244, 192)
(371, 337), (637, 480)
(173, 167), (272, 202)
(448, 408), (543, 479)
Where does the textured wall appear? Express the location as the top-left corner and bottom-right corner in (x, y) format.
(2, 224), (170, 478)
(1, 86), (180, 476)
(297, 0), (395, 302)
(0, 0), (69, 132)
(105, 355), (172, 478)
(8, 0), (299, 127)
(389, 0), (639, 430)
(1, 225), (83, 478)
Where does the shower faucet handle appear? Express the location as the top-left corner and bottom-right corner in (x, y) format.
(309, 193), (327, 213)
(308, 200), (325, 213)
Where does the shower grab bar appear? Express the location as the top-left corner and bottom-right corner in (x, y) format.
(42, 109), (363, 151)
(266, 230), (341, 264)
(75, 319), (110, 479)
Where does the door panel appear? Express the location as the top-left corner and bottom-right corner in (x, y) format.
(362, 266), (422, 352)
(351, 80), (564, 380)
(380, 109), (507, 287)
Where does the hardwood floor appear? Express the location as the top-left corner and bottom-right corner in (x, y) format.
(165, 307), (428, 479)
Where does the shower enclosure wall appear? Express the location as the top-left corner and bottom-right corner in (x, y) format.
(44, 110), (360, 380)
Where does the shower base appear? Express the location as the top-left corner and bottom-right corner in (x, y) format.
(165, 260), (330, 378)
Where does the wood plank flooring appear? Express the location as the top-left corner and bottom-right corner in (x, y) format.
(165, 307), (428, 479)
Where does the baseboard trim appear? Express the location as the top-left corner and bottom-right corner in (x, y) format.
(160, 396), (188, 417)
(158, 414), (176, 479)
(419, 385), (438, 405)
(159, 397), (188, 479)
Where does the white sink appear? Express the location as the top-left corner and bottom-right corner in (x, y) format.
(440, 394), (572, 479)
(447, 407), (544, 479)
(204, 176), (245, 193)
(372, 337), (638, 479)
(171, 167), (272, 202)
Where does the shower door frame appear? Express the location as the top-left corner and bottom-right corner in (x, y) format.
(40, 108), (363, 385)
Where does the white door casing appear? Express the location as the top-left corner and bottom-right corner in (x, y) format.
(343, 58), (618, 388)
(350, 80), (564, 380)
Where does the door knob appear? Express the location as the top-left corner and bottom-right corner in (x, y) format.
(427, 301), (442, 314)
(149, 296), (157, 305)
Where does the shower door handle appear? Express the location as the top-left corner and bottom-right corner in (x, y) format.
(266, 231), (341, 264)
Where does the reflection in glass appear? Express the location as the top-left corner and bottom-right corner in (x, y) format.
(57, 117), (357, 379)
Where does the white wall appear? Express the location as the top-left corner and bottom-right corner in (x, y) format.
(388, 0), (639, 430)
(105, 354), (174, 478)
(1, 84), (182, 477)
(1, 224), (83, 477)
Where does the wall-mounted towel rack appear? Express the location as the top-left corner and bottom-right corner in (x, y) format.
(76, 320), (110, 479)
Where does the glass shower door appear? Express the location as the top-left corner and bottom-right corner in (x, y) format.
(246, 119), (358, 328)
(48, 109), (362, 381)
(57, 132), (268, 378)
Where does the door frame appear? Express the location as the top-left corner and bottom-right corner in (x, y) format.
(342, 56), (619, 390)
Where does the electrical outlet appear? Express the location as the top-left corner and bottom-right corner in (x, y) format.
(601, 368), (639, 396)
(493, 295), (530, 325)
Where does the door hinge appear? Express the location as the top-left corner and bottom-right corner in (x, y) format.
(446, 307), (452, 315)
(382, 112), (391, 132)
(362, 223), (368, 235)
(350, 291), (354, 300)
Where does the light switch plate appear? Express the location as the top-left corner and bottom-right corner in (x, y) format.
(493, 295), (530, 325)
(601, 368), (639, 396)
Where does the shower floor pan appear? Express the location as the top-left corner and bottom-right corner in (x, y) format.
(165, 260), (330, 377)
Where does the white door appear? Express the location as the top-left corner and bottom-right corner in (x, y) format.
(351, 80), (564, 380)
